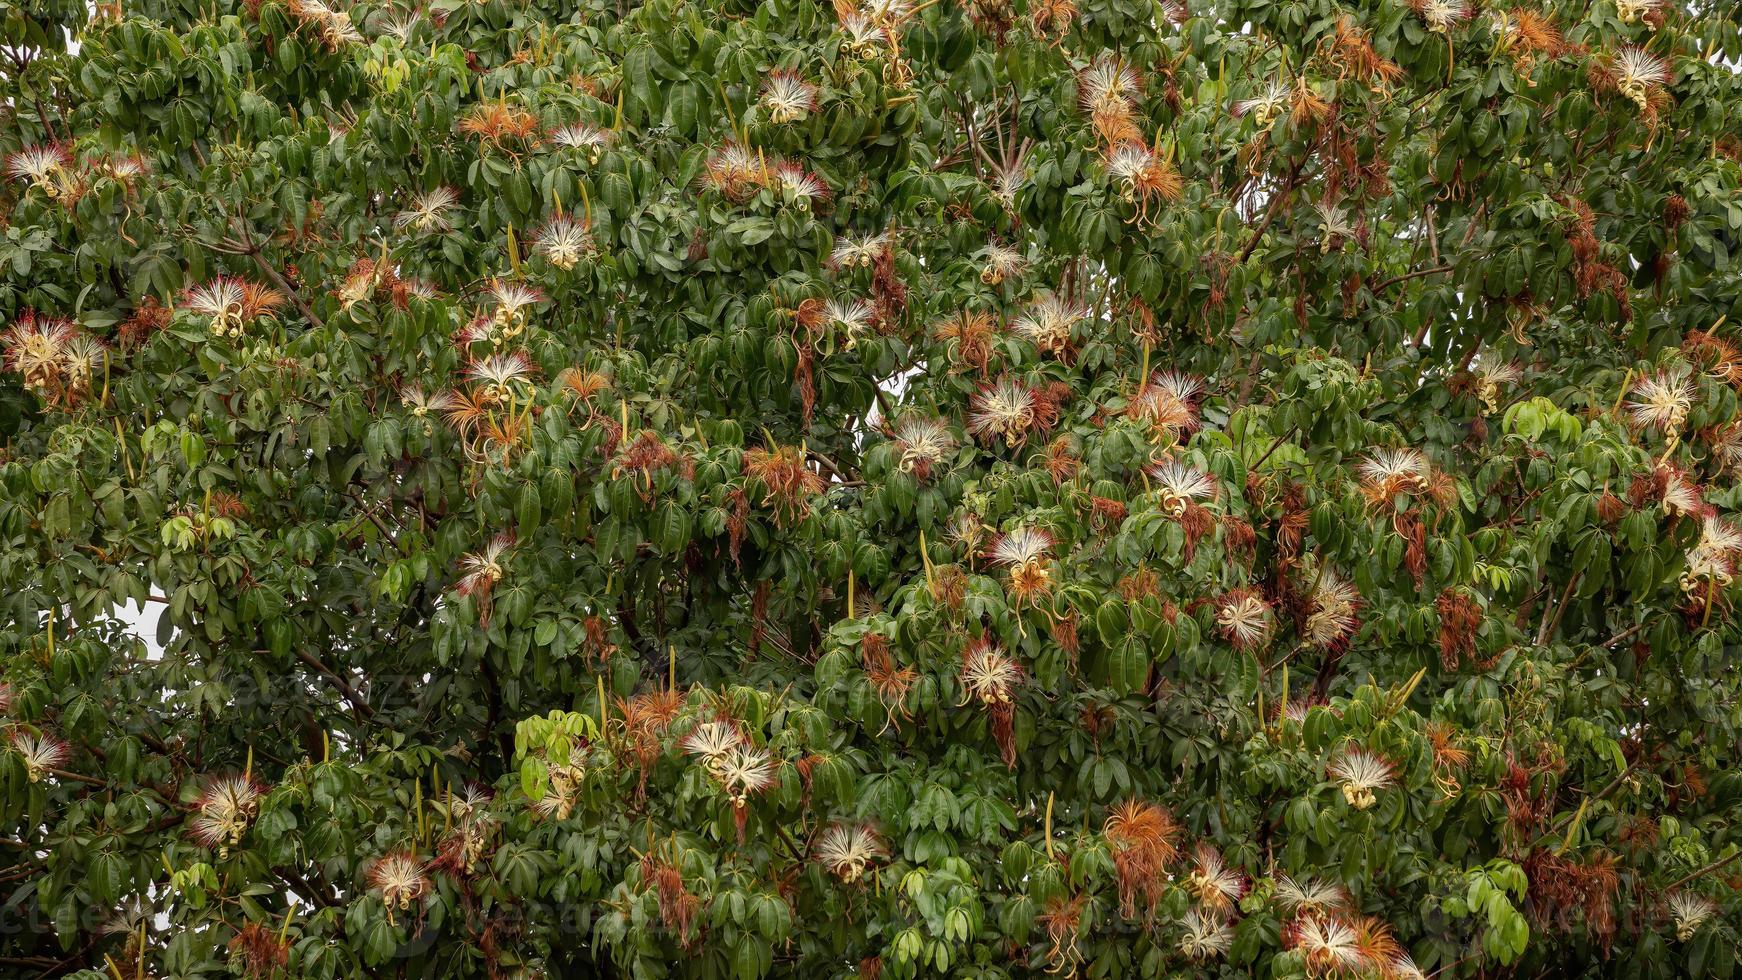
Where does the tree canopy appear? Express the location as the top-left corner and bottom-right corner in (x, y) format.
(5, 0), (1742, 977)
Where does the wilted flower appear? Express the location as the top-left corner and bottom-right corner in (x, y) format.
(530, 762), (586, 821)
(742, 443), (825, 524)
(459, 100), (540, 148)
(287, 0), (363, 49)
(393, 187), (461, 234)
(761, 71), (819, 124)
(1327, 747), (1396, 810)
(1104, 799), (1181, 916)
(228, 920), (290, 979)
(1177, 909), (1234, 960)
(814, 823), (886, 882)
(10, 731), (69, 781)
(366, 851), (429, 923)
(1215, 589), (1273, 650)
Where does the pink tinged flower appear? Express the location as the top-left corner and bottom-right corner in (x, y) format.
(968, 379), (1038, 447)
(454, 533), (514, 598)
(761, 71), (819, 124)
(4, 143), (71, 188)
(1659, 465), (1706, 518)
(1, 311), (79, 388)
(774, 163), (830, 210)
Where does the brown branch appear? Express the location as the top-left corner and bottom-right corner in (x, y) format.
(1373, 264), (1455, 292)
(290, 648), (376, 720)
(1664, 850), (1742, 892)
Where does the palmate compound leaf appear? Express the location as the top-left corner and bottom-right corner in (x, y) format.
(2, 0), (1742, 977)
